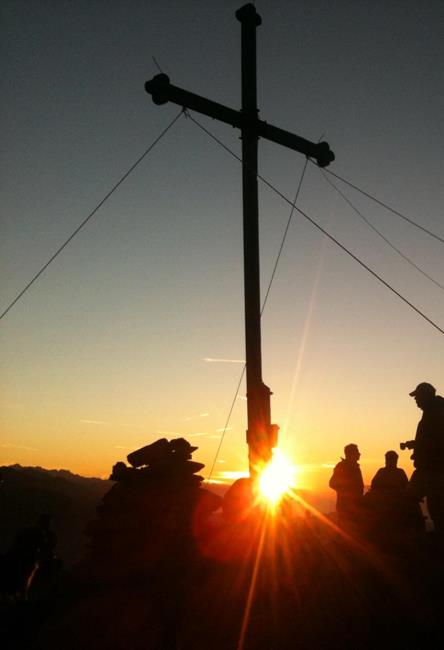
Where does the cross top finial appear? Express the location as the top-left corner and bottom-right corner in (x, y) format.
(235, 4), (262, 27)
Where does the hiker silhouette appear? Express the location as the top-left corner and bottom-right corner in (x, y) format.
(1, 513), (58, 601)
(406, 382), (444, 534)
(370, 451), (408, 495)
(365, 451), (421, 541)
(329, 443), (364, 530)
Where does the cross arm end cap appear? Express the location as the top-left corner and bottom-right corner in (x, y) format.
(145, 73), (171, 105)
(315, 142), (335, 168)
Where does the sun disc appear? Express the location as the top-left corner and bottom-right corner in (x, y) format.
(258, 449), (296, 506)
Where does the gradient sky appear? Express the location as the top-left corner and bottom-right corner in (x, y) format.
(1, 0), (443, 490)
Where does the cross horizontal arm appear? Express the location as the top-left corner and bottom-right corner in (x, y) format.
(145, 74), (335, 167)
(145, 74), (241, 126)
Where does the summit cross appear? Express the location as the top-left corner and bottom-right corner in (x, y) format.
(145, 3), (335, 478)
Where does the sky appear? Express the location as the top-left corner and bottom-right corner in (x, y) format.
(1, 0), (443, 491)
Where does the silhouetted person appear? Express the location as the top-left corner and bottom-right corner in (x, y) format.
(329, 443), (364, 529)
(407, 382), (444, 534)
(366, 451), (418, 540)
(371, 451), (408, 494)
(1, 513), (56, 600)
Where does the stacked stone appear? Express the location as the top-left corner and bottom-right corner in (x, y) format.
(85, 438), (221, 582)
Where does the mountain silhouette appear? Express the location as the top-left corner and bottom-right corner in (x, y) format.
(0, 465), (111, 565)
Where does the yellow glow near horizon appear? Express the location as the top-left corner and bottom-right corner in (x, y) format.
(257, 449), (297, 506)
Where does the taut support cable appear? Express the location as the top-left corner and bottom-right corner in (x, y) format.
(0, 110), (184, 322)
(320, 169), (444, 291)
(186, 112), (444, 336)
(321, 166), (444, 245)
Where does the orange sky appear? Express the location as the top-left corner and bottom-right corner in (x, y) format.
(0, 378), (426, 493)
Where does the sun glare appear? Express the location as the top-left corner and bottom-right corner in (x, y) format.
(257, 449), (297, 506)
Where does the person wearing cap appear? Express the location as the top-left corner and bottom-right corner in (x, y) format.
(408, 382), (444, 533)
(329, 443), (364, 530)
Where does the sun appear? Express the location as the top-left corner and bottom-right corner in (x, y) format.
(257, 449), (297, 506)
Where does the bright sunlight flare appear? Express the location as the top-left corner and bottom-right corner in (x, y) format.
(257, 449), (297, 506)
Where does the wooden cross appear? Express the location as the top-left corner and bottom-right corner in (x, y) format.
(145, 3), (334, 478)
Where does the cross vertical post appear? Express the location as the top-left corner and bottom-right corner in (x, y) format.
(236, 4), (276, 478)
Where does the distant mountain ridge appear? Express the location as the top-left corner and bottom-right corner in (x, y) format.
(4, 463), (106, 484)
(0, 464), (111, 565)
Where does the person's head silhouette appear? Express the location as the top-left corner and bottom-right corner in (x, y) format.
(344, 443), (360, 462)
(409, 382), (436, 410)
(384, 450), (398, 469)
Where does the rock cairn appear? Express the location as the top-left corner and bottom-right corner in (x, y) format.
(85, 438), (221, 582)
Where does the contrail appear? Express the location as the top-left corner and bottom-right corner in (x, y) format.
(203, 357), (245, 364)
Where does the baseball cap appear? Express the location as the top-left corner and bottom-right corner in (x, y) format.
(409, 382), (436, 397)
